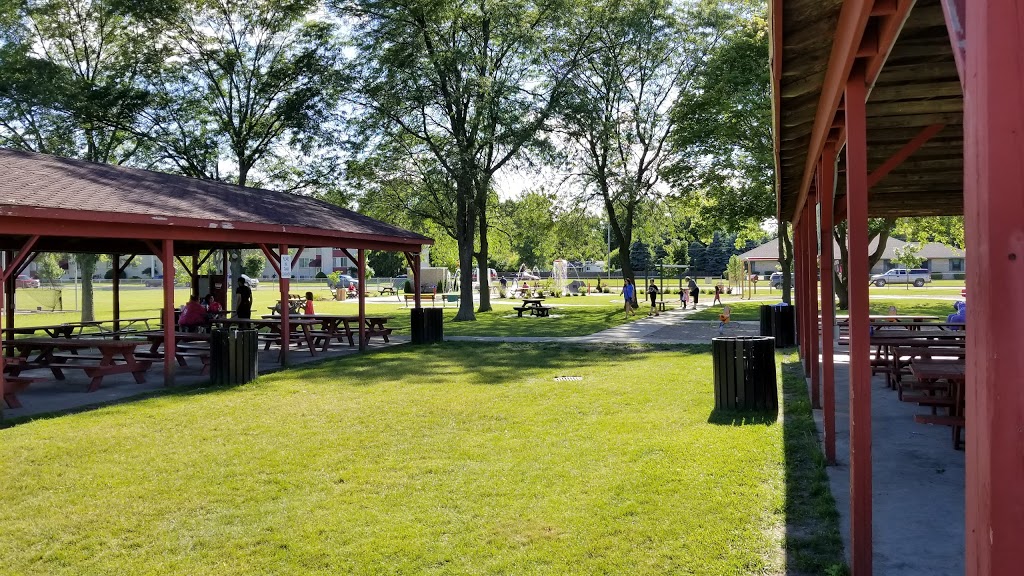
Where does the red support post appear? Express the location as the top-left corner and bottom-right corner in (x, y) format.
(820, 142), (838, 465)
(413, 254), (422, 308)
(279, 244), (290, 366)
(0, 256), (5, 416)
(161, 240), (176, 386)
(806, 194), (821, 408)
(845, 63), (872, 576)
(358, 249), (366, 352)
(964, 2), (1024, 573)
(793, 221), (804, 357)
(112, 254), (121, 337)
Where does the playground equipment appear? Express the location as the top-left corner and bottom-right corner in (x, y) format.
(551, 259), (568, 294)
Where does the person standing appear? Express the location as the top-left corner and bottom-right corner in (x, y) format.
(623, 278), (636, 318)
(647, 281), (660, 316)
(687, 277), (699, 309)
(713, 283), (723, 306)
(236, 277), (253, 319)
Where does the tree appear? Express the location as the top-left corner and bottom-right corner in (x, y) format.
(665, 1), (778, 286)
(832, 218), (896, 309)
(242, 252), (265, 278)
(337, 0), (591, 321)
(726, 254), (743, 288)
(368, 251), (404, 278)
(670, 240), (689, 267)
(894, 216), (964, 248)
(629, 240), (652, 272)
(561, 0), (700, 285)
(149, 0), (344, 189)
(36, 253), (64, 287)
(891, 242), (925, 290)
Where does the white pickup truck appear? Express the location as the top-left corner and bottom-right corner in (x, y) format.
(870, 268), (931, 287)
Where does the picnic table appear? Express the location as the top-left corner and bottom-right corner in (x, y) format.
(909, 360), (967, 449)
(262, 314), (393, 348)
(3, 320), (105, 339)
(513, 298), (554, 318)
(132, 331), (213, 374)
(214, 317), (320, 358)
(378, 286), (396, 296)
(5, 337), (151, 393)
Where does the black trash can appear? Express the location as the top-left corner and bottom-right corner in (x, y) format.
(712, 336), (778, 411)
(411, 308), (444, 344)
(210, 329), (258, 385)
(759, 304), (796, 348)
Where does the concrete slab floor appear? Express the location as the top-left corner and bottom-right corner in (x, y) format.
(3, 337), (409, 420)
(813, 349), (964, 575)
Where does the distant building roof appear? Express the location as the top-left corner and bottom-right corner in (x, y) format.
(738, 237), (964, 262)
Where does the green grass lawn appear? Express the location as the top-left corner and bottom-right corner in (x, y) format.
(690, 296), (958, 321)
(0, 344), (844, 575)
(10, 288), (638, 338)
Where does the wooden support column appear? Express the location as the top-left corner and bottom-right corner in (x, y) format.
(413, 253), (422, 308)
(845, 63), (872, 576)
(279, 245), (290, 366)
(161, 240), (176, 386)
(820, 142), (838, 465)
(4, 251), (13, 359)
(112, 254), (121, 336)
(793, 220), (804, 359)
(358, 249), (366, 351)
(805, 193), (820, 408)
(964, 2), (1024, 573)
(0, 254), (6, 416)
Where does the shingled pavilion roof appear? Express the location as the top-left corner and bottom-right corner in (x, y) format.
(0, 148), (431, 254)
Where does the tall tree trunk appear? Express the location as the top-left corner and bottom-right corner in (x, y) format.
(453, 175), (477, 321)
(476, 189), (492, 312)
(779, 221), (793, 303)
(76, 255), (99, 322)
(834, 226), (850, 310)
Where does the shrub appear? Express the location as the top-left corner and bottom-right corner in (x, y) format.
(602, 286), (611, 293)
(403, 280), (413, 293)
(315, 271), (328, 279)
(953, 273), (965, 280)
(104, 269), (127, 279)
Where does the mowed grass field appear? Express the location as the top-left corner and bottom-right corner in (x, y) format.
(0, 344), (844, 575)
(10, 285), (643, 338)
(690, 296), (961, 322)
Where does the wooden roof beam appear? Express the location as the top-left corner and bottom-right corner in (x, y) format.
(792, 0), (916, 227)
(939, 0), (966, 87)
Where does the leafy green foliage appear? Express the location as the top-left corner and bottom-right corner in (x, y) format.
(35, 252), (64, 287)
(665, 1), (773, 241)
(894, 216), (965, 249)
(242, 252), (265, 278)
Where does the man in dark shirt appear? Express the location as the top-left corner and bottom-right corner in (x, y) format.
(236, 277), (253, 319)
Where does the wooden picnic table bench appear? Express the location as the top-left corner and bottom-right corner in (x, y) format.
(513, 298), (554, 318)
(378, 286), (396, 296)
(909, 360), (967, 449)
(215, 317), (320, 359)
(6, 337), (151, 393)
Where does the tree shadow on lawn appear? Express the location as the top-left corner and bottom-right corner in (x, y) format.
(704, 351), (847, 575)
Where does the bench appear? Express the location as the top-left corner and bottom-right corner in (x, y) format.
(136, 349), (210, 374)
(3, 376), (38, 408)
(378, 286), (396, 296)
(513, 306), (554, 318)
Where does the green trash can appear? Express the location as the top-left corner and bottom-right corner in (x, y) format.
(712, 336), (778, 411)
(210, 329), (258, 385)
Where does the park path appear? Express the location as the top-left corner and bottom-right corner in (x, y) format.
(446, 304), (759, 345)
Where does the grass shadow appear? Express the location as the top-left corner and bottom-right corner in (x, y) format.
(706, 407), (778, 426)
(779, 355), (848, 575)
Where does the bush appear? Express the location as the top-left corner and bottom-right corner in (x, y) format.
(602, 287), (611, 294)
(930, 271), (944, 280)
(104, 269), (127, 279)
(403, 280), (413, 293)
(315, 271), (328, 279)
(953, 273), (965, 280)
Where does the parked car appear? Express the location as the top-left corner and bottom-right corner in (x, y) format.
(144, 276), (192, 288)
(769, 272), (793, 289)
(16, 274), (40, 288)
(240, 274), (259, 290)
(870, 268), (931, 287)
(334, 274), (359, 290)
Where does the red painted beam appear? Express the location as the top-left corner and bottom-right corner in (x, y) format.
(358, 249), (367, 352)
(819, 142), (838, 465)
(940, 0), (966, 88)
(0, 235), (39, 282)
(258, 244), (282, 277)
(964, 2), (1024, 573)
(846, 64), (873, 576)
(770, 0), (784, 221)
(835, 123), (946, 220)
(806, 191), (820, 409)
(279, 244), (290, 366)
(792, 0), (916, 226)
(161, 240), (176, 386)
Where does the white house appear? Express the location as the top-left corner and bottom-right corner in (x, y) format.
(738, 238), (966, 279)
